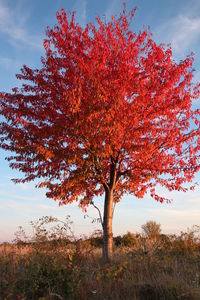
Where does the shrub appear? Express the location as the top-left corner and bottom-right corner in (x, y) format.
(142, 220), (161, 239)
(118, 232), (136, 247)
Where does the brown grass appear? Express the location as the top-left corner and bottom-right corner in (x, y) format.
(0, 226), (200, 300)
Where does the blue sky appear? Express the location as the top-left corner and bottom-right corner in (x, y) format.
(1, 0), (200, 242)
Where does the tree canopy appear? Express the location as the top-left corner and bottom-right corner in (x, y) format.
(1, 6), (200, 209)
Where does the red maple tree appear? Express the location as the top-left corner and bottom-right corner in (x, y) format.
(1, 5), (200, 260)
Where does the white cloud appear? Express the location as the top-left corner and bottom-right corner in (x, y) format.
(73, 0), (87, 27)
(0, 1), (42, 49)
(155, 14), (200, 57)
(104, 0), (121, 22)
(17, 183), (30, 191)
(187, 195), (200, 205)
(148, 208), (200, 218)
(0, 56), (13, 69)
(0, 198), (60, 214)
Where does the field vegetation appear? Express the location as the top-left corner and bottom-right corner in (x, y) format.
(0, 217), (200, 299)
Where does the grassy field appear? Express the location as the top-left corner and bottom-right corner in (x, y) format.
(0, 220), (200, 299)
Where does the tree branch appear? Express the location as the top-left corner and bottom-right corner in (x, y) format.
(91, 201), (104, 229)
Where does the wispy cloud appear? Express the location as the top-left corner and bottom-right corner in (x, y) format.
(0, 1), (42, 49)
(0, 56), (13, 70)
(73, 0), (87, 27)
(0, 198), (62, 214)
(156, 15), (200, 57)
(104, 0), (121, 22)
(18, 182), (32, 191)
(148, 208), (200, 218)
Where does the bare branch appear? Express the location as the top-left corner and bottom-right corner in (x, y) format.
(91, 201), (104, 229)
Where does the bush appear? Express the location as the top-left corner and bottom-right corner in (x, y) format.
(114, 232), (136, 247)
(142, 220), (161, 238)
(0, 251), (81, 299)
(89, 230), (103, 247)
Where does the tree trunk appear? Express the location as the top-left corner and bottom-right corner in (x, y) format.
(102, 188), (113, 262)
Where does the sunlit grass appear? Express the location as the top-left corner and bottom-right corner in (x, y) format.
(0, 218), (200, 299)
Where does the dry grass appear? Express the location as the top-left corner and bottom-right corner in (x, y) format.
(0, 221), (200, 299)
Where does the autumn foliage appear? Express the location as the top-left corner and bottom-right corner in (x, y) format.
(1, 4), (200, 259)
